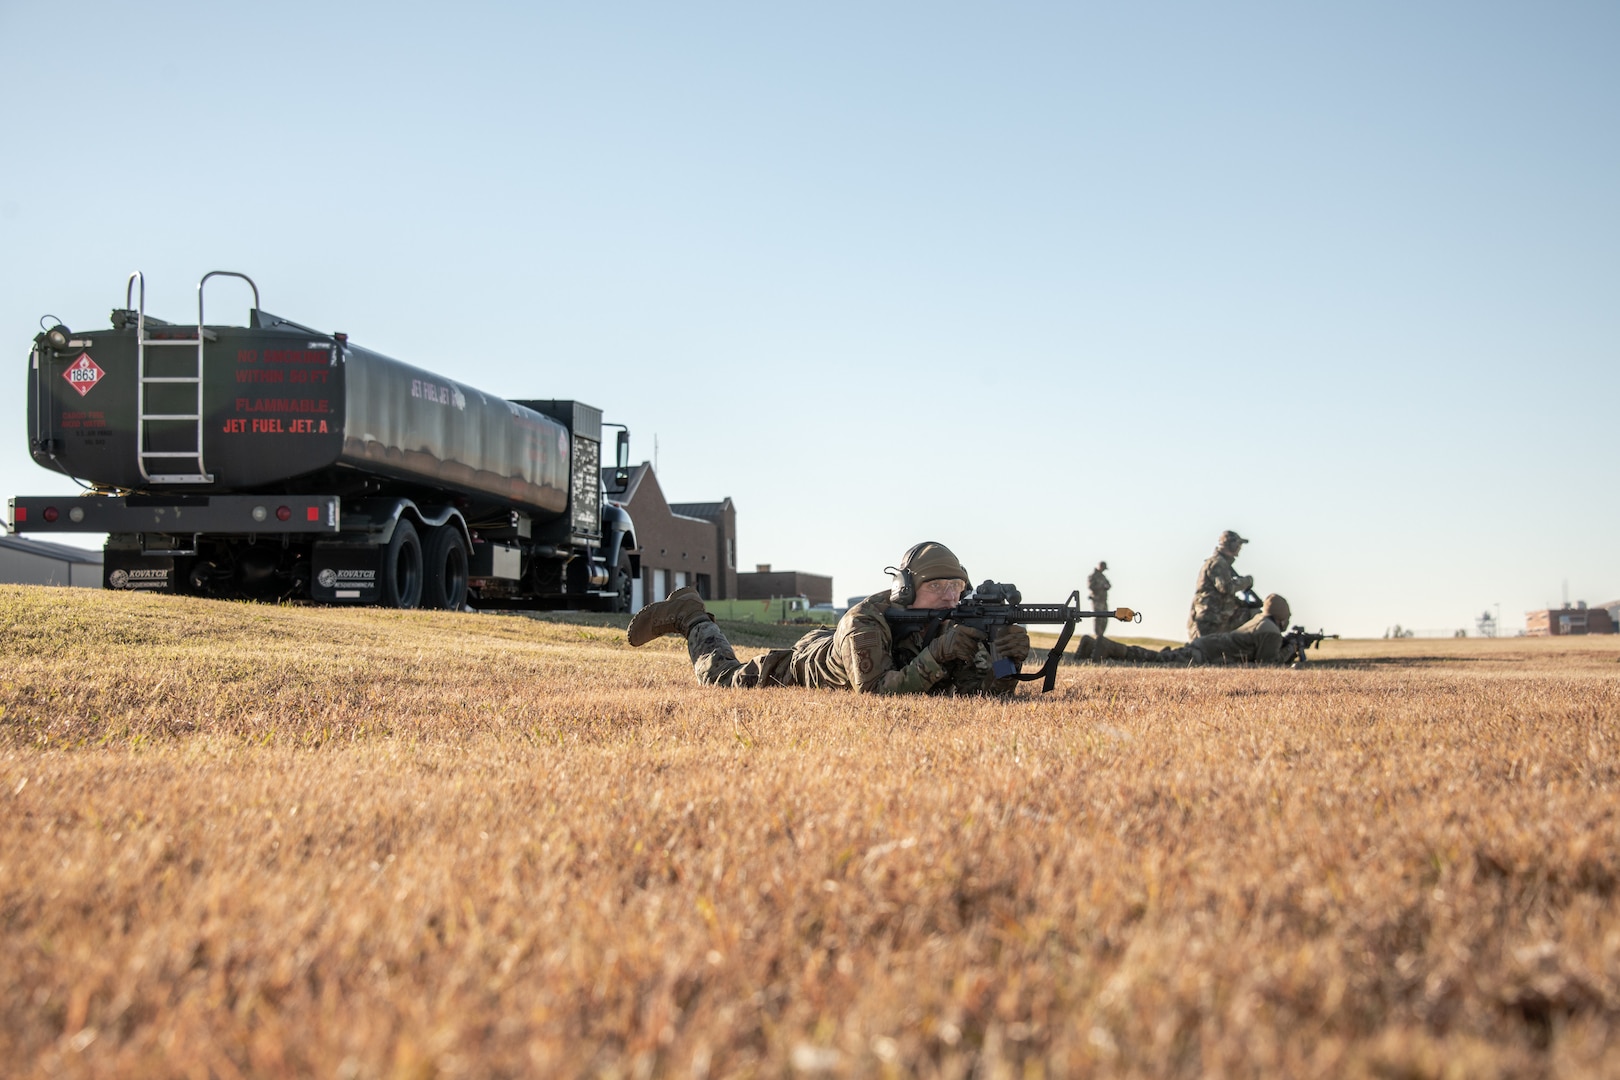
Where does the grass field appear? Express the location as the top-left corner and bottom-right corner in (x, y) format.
(3, 585), (1617, 1078)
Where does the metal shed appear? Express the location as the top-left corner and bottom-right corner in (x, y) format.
(0, 533), (104, 588)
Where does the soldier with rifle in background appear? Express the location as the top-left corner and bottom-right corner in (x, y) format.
(1083, 594), (1334, 666)
(1088, 561), (1111, 638)
(1188, 529), (1254, 639)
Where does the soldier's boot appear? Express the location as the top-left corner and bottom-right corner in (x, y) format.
(1074, 634), (1095, 661)
(627, 586), (713, 646)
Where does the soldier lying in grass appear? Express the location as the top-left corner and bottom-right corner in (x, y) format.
(626, 542), (1031, 695)
(1082, 593), (1295, 665)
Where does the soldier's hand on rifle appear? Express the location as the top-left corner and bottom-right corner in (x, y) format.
(928, 624), (987, 665)
(1236, 574), (1254, 591)
(994, 624), (1031, 664)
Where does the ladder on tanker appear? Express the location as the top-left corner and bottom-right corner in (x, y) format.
(127, 270), (257, 485)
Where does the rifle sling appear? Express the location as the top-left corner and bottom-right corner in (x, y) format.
(1015, 617), (1074, 693)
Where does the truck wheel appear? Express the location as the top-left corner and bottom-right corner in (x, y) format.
(424, 525), (469, 611)
(608, 551), (634, 613)
(380, 519), (424, 609)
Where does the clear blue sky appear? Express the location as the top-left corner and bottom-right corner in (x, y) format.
(3, 1), (1615, 639)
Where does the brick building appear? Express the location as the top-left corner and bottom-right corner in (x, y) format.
(605, 463), (736, 610)
(668, 498), (738, 599)
(1526, 602), (1617, 636)
(736, 564), (834, 607)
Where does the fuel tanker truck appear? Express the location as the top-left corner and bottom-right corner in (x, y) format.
(9, 270), (640, 611)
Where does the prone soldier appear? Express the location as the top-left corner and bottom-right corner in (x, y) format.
(1086, 594), (1294, 666)
(1187, 529), (1254, 639)
(625, 542), (1032, 695)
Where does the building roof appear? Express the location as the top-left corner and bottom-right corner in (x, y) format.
(0, 534), (103, 564)
(669, 500), (732, 520)
(606, 467), (732, 522)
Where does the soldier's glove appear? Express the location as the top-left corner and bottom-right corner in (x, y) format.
(993, 624), (1031, 664)
(927, 624), (987, 665)
(1235, 574), (1254, 591)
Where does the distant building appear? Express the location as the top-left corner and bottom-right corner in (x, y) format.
(1526, 602), (1617, 636)
(600, 463), (831, 614)
(605, 463), (736, 610)
(736, 564), (833, 608)
(0, 534), (103, 588)
(668, 498), (739, 602)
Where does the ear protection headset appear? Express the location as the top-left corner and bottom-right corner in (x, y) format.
(885, 541), (964, 607)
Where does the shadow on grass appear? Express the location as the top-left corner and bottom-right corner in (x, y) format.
(1300, 656), (1488, 667)
(512, 610), (815, 650)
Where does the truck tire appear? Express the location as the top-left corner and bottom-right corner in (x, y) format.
(380, 519), (424, 609)
(608, 551), (634, 613)
(423, 525), (469, 611)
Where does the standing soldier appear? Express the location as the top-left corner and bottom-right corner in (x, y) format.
(1088, 561), (1111, 638)
(1187, 530), (1253, 640)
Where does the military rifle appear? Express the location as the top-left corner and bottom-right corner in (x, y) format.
(1235, 587), (1264, 619)
(884, 580), (1139, 693)
(1281, 625), (1339, 665)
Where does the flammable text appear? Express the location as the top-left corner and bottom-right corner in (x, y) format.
(234, 398), (330, 413)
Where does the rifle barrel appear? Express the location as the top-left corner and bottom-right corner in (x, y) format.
(885, 605), (1138, 624)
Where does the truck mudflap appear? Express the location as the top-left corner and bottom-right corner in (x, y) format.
(9, 494), (341, 535)
(310, 542), (384, 603)
(104, 549), (180, 592)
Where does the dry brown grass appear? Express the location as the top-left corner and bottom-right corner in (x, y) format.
(2, 584), (1617, 1078)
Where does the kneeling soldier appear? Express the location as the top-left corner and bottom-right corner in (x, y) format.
(626, 542), (1031, 695)
(1187, 529), (1254, 639)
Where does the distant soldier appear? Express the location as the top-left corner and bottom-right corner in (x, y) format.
(1087, 561), (1111, 638)
(1187, 529), (1253, 640)
(1085, 595), (1292, 666)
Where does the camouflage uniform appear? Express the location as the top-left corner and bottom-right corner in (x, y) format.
(1187, 532), (1253, 640)
(1099, 611), (1285, 666)
(686, 590), (1020, 695)
(1087, 563), (1111, 638)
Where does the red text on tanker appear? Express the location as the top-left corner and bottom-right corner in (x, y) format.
(234, 398), (330, 413)
(222, 418), (330, 434)
(235, 349), (330, 365)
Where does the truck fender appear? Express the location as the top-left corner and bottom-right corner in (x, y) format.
(602, 502), (636, 568)
(351, 497), (470, 549)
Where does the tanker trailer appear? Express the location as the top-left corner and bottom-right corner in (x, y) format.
(9, 270), (640, 611)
